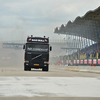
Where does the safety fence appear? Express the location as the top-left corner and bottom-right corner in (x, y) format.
(60, 59), (100, 66)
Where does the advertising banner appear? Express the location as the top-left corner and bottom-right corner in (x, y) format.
(93, 59), (97, 64)
(80, 60), (83, 64)
(66, 60), (68, 64)
(98, 59), (100, 64)
(88, 59), (92, 64)
(61, 60), (63, 64)
(74, 60), (76, 64)
(77, 60), (79, 64)
(69, 60), (71, 64)
(84, 59), (87, 64)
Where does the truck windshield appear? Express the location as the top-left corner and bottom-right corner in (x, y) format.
(26, 44), (49, 52)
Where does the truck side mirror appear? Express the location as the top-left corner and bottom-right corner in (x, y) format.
(23, 45), (25, 49)
(50, 46), (52, 51)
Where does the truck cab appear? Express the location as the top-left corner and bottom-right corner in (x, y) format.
(23, 36), (52, 71)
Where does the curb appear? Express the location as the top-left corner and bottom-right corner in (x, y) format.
(65, 68), (100, 74)
(65, 69), (79, 71)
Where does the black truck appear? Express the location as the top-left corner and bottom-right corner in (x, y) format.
(23, 36), (52, 71)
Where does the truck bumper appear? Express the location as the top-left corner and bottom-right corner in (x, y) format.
(24, 62), (48, 69)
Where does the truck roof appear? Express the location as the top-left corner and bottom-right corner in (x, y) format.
(27, 37), (49, 43)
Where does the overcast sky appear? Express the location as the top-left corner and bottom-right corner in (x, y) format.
(0, 0), (100, 41)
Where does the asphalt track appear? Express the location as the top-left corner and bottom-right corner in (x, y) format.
(0, 65), (100, 100)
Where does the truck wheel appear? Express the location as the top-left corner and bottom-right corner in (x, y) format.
(45, 65), (48, 71)
(24, 66), (31, 71)
(28, 67), (31, 71)
(42, 67), (44, 71)
(42, 65), (49, 71)
(24, 65), (28, 71)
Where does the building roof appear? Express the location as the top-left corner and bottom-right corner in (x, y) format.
(54, 6), (100, 43)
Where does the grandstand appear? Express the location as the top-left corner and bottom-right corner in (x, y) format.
(53, 6), (100, 65)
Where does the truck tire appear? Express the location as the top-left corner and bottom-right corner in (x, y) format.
(42, 67), (44, 71)
(24, 65), (28, 71)
(42, 65), (48, 71)
(24, 66), (31, 71)
(28, 67), (31, 71)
